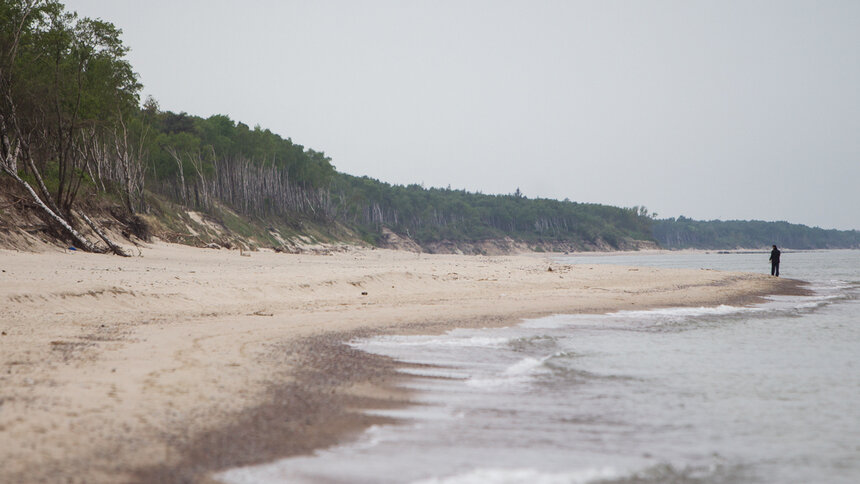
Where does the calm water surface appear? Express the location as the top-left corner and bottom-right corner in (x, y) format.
(220, 250), (860, 484)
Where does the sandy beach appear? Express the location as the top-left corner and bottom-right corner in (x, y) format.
(0, 242), (806, 483)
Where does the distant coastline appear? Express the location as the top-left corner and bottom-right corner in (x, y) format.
(653, 217), (860, 250)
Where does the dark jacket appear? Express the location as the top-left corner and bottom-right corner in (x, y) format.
(770, 248), (781, 263)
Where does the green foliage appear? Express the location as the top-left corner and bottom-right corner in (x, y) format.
(2, 0), (142, 212)
(653, 217), (860, 250)
(6, 1), (140, 131)
(2, 1), (657, 251)
(131, 103), (656, 249)
(330, 175), (655, 248)
(213, 205), (258, 239)
(143, 111), (335, 189)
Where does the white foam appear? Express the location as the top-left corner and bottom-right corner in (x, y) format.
(354, 334), (510, 349)
(609, 304), (755, 320)
(761, 292), (845, 312)
(396, 367), (468, 379)
(363, 406), (455, 421)
(791, 300), (829, 309)
(520, 305), (757, 329)
(520, 314), (594, 329)
(504, 356), (547, 376)
(466, 355), (551, 388)
(350, 424), (389, 449)
(411, 466), (621, 484)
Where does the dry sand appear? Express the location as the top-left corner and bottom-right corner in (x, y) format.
(0, 242), (807, 483)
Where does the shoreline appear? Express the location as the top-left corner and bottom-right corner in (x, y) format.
(0, 243), (809, 483)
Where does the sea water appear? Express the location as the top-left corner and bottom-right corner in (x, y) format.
(219, 250), (860, 484)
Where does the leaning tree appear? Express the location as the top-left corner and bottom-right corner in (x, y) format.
(1, 0), (141, 255)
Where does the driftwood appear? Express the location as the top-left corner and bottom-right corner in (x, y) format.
(76, 210), (129, 257)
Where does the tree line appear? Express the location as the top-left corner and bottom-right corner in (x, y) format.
(5, 1), (857, 254)
(132, 108), (655, 250)
(1, 0), (659, 253)
(331, 176), (653, 247)
(653, 217), (860, 250)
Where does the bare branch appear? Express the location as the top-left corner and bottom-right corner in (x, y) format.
(76, 209), (129, 257)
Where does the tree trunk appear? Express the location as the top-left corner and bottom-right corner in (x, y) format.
(76, 210), (129, 257)
(167, 146), (187, 205)
(1, 162), (100, 252)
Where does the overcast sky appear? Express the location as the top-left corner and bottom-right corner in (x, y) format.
(64, 0), (859, 230)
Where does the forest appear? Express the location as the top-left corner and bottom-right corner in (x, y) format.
(0, 0), (654, 254)
(653, 217), (860, 250)
(2, 1), (857, 254)
(133, 109), (655, 249)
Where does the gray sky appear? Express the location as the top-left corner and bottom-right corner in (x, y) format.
(64, 0), (860, 230)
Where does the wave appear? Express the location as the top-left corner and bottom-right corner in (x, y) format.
(523, 286), (855, 332)
(409, 461), (749, 484)
(595, 461), (749, 484)
(410, 466), (622, 484)
(507, 335), (561, 353)
(396, 367), (468, 379)
(466, 351), (599, 388)
(609, 304), (758, 320)
(518, 306), (757, 330)
(466, 354), (553, 388)
(354, 334), (511, 349)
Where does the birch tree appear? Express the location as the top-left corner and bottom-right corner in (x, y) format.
(1, 0), (136, 255)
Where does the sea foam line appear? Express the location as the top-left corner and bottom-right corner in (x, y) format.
(410, 466), (621, 484)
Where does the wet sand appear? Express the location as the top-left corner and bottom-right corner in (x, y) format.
(0, 242), (807, 483)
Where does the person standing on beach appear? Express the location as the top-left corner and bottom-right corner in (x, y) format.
(769, 245), (781, 277)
